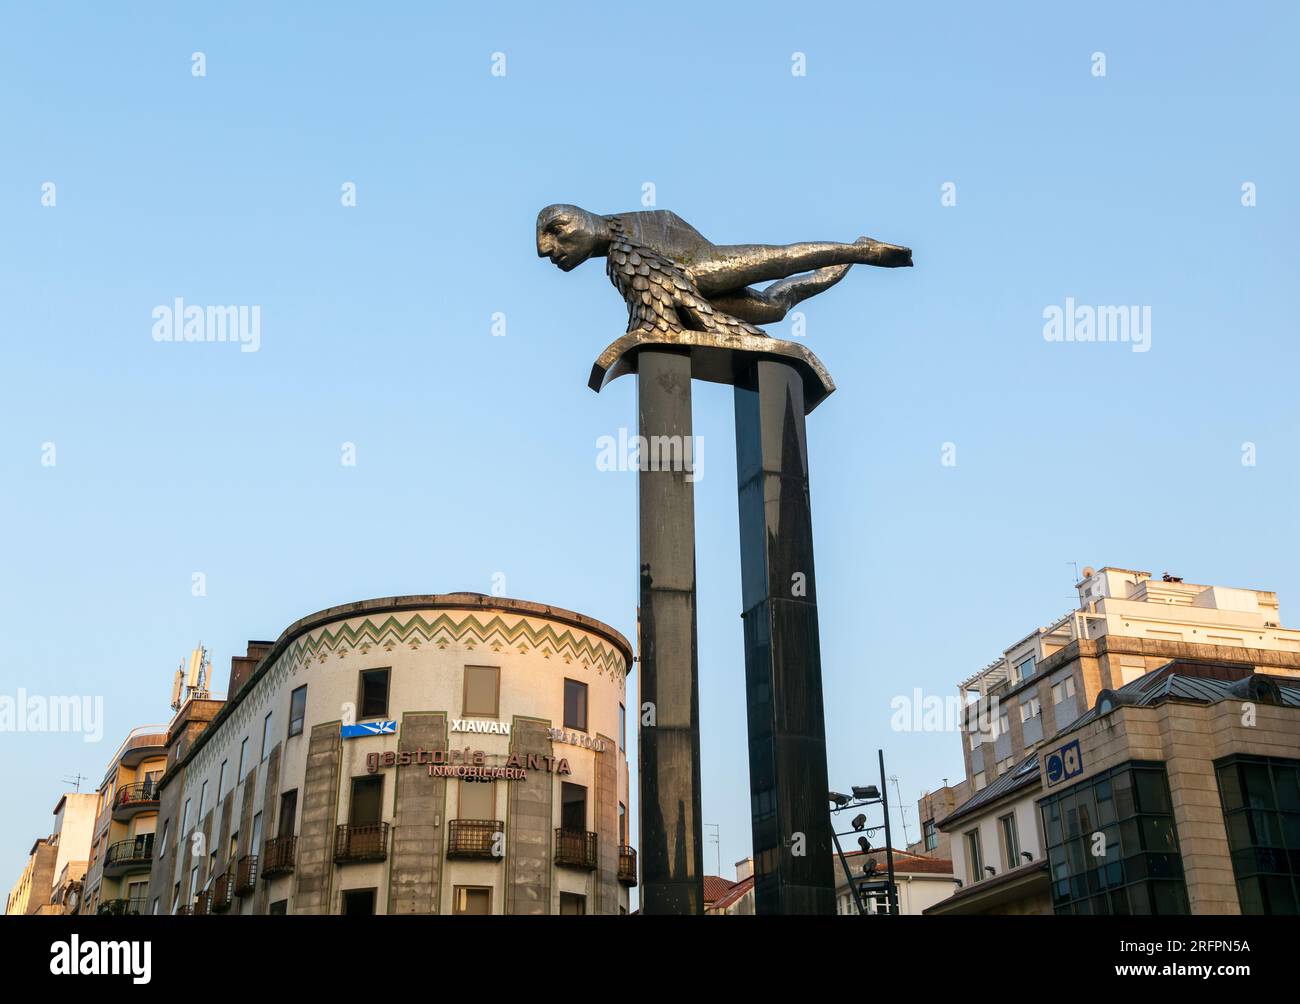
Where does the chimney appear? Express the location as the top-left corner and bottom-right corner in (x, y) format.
(734, 856), (754, 882)
(228, 640), (273, 698)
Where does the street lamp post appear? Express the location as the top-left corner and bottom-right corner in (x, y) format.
(829, 748), (899, 916)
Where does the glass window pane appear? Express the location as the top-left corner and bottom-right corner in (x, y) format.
(1134, 770), (1171, 814)
(459, 779), (495, 820)
(463, 666), (499, 717)
(1242, 764), (1275, 810)
(288, 685), (307, 737)
(1275, 767), (1300, 813)
(563, 679), (588, 732)
(350, 776), (383, 826)
(561, 782), (586, 832)
(360, 669), (389, 719)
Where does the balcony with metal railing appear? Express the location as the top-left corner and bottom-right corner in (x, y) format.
(447, 819), (504, 860)
(211, 871), (235, 913)
(334, 822), (389, 864)
(98, 896), (149, 916)
(554, 828), (597, 871)
(112, 780), (161, 822)
(618, 844), (637, 885)
(103, 834), (154, 877)
(235, 854), (258, 895)
(261, 835), (297, 878)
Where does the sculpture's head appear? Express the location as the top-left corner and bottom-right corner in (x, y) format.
(536, 203), (604, 271)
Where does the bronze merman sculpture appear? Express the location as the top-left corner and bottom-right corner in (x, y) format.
(535, 204), (913, 409)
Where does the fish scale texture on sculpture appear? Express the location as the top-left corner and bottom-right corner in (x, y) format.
(604, 216), (767, 339)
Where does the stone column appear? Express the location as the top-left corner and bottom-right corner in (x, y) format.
(636, 349), (705, 915)
(734, 358), (835, 915)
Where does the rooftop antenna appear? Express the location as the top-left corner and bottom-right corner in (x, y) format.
(172, 643), (212, 710)
(1068, 560), (1080, 584)
(61, 773), (89, 794)
(890, 775), (912, 845)
(704, 822), (721, 877)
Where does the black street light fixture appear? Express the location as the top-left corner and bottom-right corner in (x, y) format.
(827, 748), (899, 917)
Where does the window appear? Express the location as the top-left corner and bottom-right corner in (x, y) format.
(563, 679), (588, 732)
(1040, 761), (1188, 915)
(559, 892), (586, 915)
(278, 790), (299, 838)
(342, 888), (377, 916)
(217, 760), (228, 801)
(998, 711), (1009, 738)
(964, 830), (983, 882)
(997, 756), (1015, 775)
(619, 703), (626, 751)
(251, 812), (263, 862)
(618, 802), (627, 845)
(288, 685), (308, 738)
(1020, 697), (1042, 721)
(973, 771), (986, 791)
(188, 866), (200, 905)
(459, 779), (495, 820)
(349, 776), (384, 827)
(260, 711), (273, 762)
(1015, 655), (1036, 681)
(269, 900), (288, 915)
(180, 798), (191, 836)
(159, 819), (170, 858)
(151, 898), (159, 915)
(999, 813), (1021, 870)
(197, 780), (209, 823)
(359, 668), (390, 719)
(923, 818), (937, 851)
(462, 666), (500, 718)
(561, 782), (587, 832)
(453, 886), (492, 915)
(171, 882), (180, 915)
(1052, 676), (1076, 704)
(238, 737), (249, 779)
(1215, 754), (1300, 914)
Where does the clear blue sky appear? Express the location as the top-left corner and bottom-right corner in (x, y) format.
(2, 3), (1297, 890)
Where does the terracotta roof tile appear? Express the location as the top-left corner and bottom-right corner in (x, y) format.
(702, 875), (737, 904)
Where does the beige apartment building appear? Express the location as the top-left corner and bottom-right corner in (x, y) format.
(80, 725), (169, 915)
(5, 792), (97, 915)
(921, 566), (1300, 916)
(146, 593), (635, 915)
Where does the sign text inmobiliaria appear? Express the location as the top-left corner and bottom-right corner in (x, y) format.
(365, 747), (571, 781)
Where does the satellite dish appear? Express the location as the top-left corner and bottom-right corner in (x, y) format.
(1081, 566), (1095, 579)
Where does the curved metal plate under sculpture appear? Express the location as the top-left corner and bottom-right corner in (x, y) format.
(536, 203), (912, 416)
(589, 326), (837, 414)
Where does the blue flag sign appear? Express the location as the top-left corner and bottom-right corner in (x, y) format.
(1045, 739), (1083, 787)
(341, 720), (397, 739)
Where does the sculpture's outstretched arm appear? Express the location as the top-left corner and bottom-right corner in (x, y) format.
(691, 238), (912, 296)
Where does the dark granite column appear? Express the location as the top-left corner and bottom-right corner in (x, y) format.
(734, 358), (836, 915)
(637, 349), (704, 915)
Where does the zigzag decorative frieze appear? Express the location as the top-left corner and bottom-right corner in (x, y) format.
(185, 611), (626, 784)
(279, 612), (627, 682)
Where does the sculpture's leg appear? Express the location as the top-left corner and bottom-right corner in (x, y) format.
(636, 349), (705, 915)
(734, 358), (836, 915)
